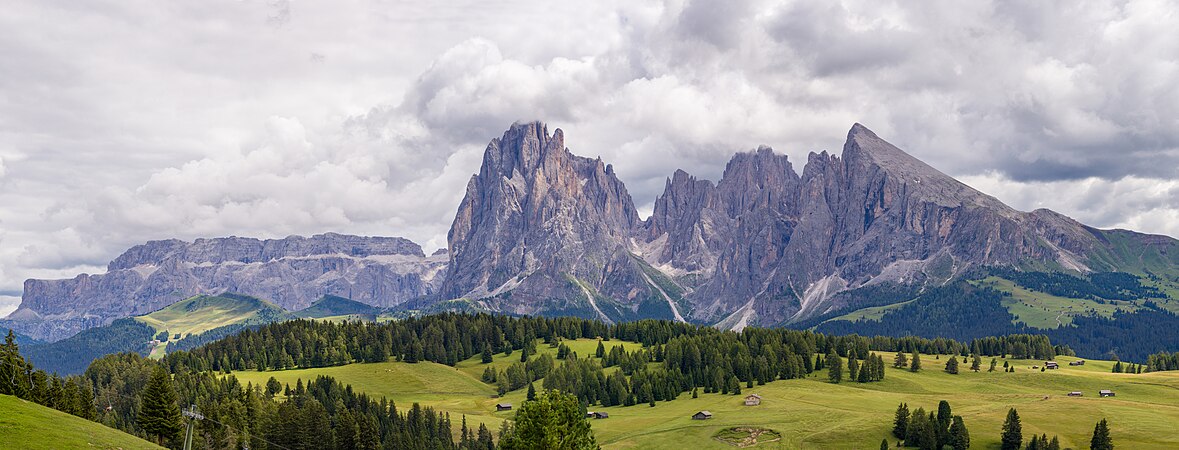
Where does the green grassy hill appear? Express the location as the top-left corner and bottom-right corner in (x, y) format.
(136, 293), (292, 358)
(224, 340), (1179, 449)
(295, 295), (381, 320)
(0, 394), (163, 449)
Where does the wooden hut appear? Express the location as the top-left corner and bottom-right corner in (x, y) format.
(496, 403), (512, 411)
(692, 411), (713, 420)
(744, 394), (762, 406)
(1099, 390), (1115, 397)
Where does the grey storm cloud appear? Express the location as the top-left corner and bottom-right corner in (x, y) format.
(1, 0), (1179, 315)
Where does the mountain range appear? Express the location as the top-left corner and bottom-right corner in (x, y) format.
(5, 121), (1179, 345)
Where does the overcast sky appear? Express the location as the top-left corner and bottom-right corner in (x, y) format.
(2, 0), (1178, 316)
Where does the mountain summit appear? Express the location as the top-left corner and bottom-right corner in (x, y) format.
(438, 121), (1179, 329)
(7, 121), (1179, 341)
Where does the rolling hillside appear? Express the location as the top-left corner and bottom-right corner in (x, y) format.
(0, 394), (163, 449)
(295, 295), (382, 321)
(136, 293), (292, 358)
(223, 339), (1179, 449)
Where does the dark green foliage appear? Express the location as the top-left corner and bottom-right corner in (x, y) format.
(971, 354), (982, 372)
(892, 403), (909, 439)
(881, 438), (890, 450)
(1091, 418), (1113, 450)
(948, 415), (970, 450)
(991, 268), (1164, 301)
(910, 352), (921, 372)
(482, 343), (494, 363)
(499, 389), (597, 450)
(527, 382), (537, 401)
(936, 400), (952, 447)
(1001, 408), (1022, 450)
(828, 350), (843, 383)
(266, 376), (282, 397)
(894, 351), (908, 368)
(22, 318), (156, 375)
(138, 366), (182, 445)
(945, 356), (959, 374)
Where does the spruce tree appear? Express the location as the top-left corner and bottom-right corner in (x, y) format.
(500, 389), (596, 449)
(827, 350), (843, 384)
(910, 352), (922, 372)
(949, 415), (970, 450)
(526, 382), (536, 401)
(936, 400), (953, 447)
(482, 343), (494, 363)
(1001, 408), (1022, 450)
(971, 354), (982, 372)
(596, 341), (606, 358)
(1090, 418), (1112, 450)
(892, 402), (909, 439)
(990, 358), (998, 372)
(945, 356), (959, 374)
(138, 366), (182, 445)
(880, 438), (889, 450)
(905, 407), (927, 446)
(894, 351), (909, 369)
(1047, 435), (1061, 450)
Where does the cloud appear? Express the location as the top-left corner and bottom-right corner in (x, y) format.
(1, 0), (1179, 302)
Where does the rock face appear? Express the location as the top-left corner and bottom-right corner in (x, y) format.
(439, 121), (1171, 329)
(10, 121), (1178, 341)
(438, 122), (682, 323)
(4, 233), (446, 341)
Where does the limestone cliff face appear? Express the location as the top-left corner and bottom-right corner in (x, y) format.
(6, 233), (445, 341)
(438, 122), (673, 322)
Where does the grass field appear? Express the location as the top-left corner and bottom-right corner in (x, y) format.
(0, 394), (163, 449)
(136, 294), (288, 358)
(224, 339), (1179, 449)
(976, 277), (1138, 329)
(829, 300), (913, 323)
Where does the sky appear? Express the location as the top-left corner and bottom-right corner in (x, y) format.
(2, 0), (1178, 317)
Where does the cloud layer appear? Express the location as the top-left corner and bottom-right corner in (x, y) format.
(1, 0), (1178, 306)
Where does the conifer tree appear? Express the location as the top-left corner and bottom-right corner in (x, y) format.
(500, 389), (596, 449)
(482, 343), (494, 364)
(949, 415), (970, 450)
(848, 357), (860, 382)
(1001, 408), (1022, 450)
(910, 352), (922, 372)
(892, 402), (909, 439)
(596, 341), (606, 358)
(936, 400), (953, 447)
(905, 407), (927, 446)
(895, 351), (908, 369)
(880, 438), (889, 450)
(827, 350), (843, 384)
(138, 366), (182, 445)
(1090, 418), (1113, 450)
(990, 358), (998, 372)
(971, 354), (982, 372)
(945, 356), (959, 374)
(526, 382), (536, 401)
(1048, 435), (1060, 450)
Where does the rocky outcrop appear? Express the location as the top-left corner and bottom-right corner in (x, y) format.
(4, 233), (446, 341)
(441, 121), (1172, 330)
(438, 121), (683, 323)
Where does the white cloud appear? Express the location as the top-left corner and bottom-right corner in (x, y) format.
(1, 0), (1179, 303)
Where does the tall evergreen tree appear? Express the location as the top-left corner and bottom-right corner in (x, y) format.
(910, 352), (922, 372)
(138, 366), (182, 445)
(881, 438), (890, 450)
(1090, 418), (1113, 450)
(971, 354), (982, 372)
(848, 354), (859, 382)
(936, 400), (953, 447)
(894, 351), (909, 368)
(827, 350), (843, 384)
(1001, 408), (1022, 450)
(499, 389), (596, 449)
(892, 402), (910, 439)
(527, 382), (537, 401)
(949, 415), (970, 450)
(482, 343), (494, 364)
(945, 356), (960, 374)
(596, 341), (606, 358)
(1047, 435), (1061, 450)
(990, 358), (998, 372)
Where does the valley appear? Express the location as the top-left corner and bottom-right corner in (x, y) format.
(222, 338), (1179, 449)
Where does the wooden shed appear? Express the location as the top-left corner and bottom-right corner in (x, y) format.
(1045, 362), (1059, 369)
(1067, 391), (1083, 397)
(1099, 390), (1115, 397)
(496, 403), (512, 411)
(692, 411), (713, 420)
(744, 394), (762, 406)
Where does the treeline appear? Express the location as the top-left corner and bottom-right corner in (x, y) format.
(817, 283), (1028, 341)
(3, 329), (494, 449)
(23, 318), (156, 374)
(0, 331), (98, 421)
(1145, 351), (1179, 372)
(1043, 308), (1179, 361)
(989, 268), (1165, 301)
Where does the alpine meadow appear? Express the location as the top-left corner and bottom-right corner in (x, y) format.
(4, 1), (1179, 449)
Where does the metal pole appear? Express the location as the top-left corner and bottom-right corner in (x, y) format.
(182, 404), (204, 450)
